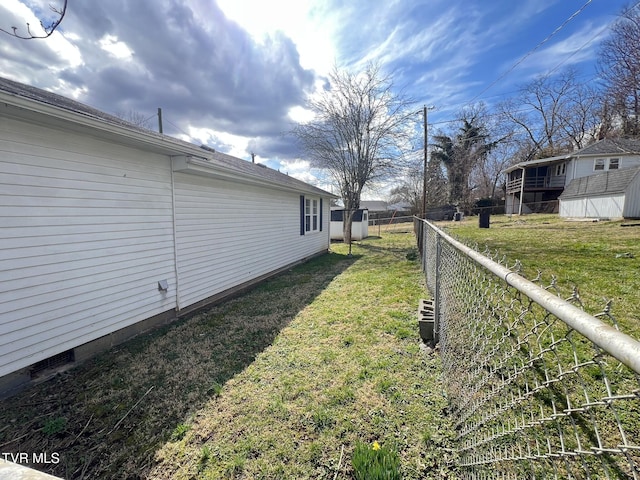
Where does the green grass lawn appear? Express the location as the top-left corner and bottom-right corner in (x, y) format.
(439, 214), (640, 337)
(0, 228), (455, 479)
(430, 214), (640, 479)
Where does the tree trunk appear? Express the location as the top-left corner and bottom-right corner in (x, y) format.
(343, 208), (355, 256)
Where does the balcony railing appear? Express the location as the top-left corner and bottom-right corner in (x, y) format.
(506, 174), (565, 193)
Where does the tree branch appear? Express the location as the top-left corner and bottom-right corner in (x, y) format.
(1, 1), (67, 39)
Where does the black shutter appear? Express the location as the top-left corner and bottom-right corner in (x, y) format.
(319, 198), (323, 232)
(300, 195), (305, 235)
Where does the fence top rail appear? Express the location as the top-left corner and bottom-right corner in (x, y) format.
(415, 217), (640, 374)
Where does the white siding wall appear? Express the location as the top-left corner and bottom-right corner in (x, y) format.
(560, 194), (626, 219)
(330, 220), (367, 240)
(0, 117), (176, 378)
(623, 176), (640, 218)
(571, 156), (640, 181)
(173, 173), (328, 308)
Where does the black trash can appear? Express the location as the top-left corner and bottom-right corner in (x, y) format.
(479, 211), (490, 228)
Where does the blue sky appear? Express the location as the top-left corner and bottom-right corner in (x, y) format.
(0, 0), (633, 193)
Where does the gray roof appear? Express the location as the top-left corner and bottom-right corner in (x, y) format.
(0, 76), (335, 198)
(503, 154), (571, 173)
(0, 76), (151, 134)
(360, 200), (388, 211)
(577, 138), (640, 156)
(559, 166), (640, 199)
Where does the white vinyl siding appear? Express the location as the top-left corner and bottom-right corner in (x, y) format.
(560, 194), (626, 219)
(0, 113), (332, 384)
(572, 156), (640, 181)
(173, 173), (328, 308)
(0, 117), (176, 377)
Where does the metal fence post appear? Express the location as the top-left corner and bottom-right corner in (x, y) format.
(434, 232), (441, 343)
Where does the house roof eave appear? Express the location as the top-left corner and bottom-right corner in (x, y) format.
(503, 153), (572, 174)
(0, 78), (337, 199)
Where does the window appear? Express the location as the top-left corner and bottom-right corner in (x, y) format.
(555, 163), (566, 176)
(305, 199), (311, 231)
(312, 199), (318, 230)
(300, 196), (322, 235)
(594, 158), (620, 171)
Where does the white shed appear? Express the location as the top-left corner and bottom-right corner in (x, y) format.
(559, 166), (640, 219)
(0, 77), (336, 394)
(330, 209), (369, 241)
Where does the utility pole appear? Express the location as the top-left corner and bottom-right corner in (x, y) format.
(157, 107), (163, 134)
(422, 105), (428, 218)
(421, 106), (434, 218)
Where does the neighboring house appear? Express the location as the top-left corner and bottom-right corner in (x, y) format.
(0, 77), (336, 394)
(329, 208), (369, 240)
(360, 200), (412, 222)
(505, 138), (640, 216)
(559, 166), (640, 219)
(360, 200), (388, 215)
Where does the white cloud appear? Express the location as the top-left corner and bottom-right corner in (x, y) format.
(517, 22), (606, 75)
(98, 34), (134, 60)
(287, 105), (315, 123)
(216, 0), (335, 74)
(187, 126), (253, 160)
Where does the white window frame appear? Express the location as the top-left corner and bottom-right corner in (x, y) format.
(305, 198), (320, 233)
(555, 163), (566, 176)
(594, 158), (620, 171)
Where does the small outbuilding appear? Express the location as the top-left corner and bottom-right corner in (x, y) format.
(330, 208), (369, 240)
(559, 166), (640, 219)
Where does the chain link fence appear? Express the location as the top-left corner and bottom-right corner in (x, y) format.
(414, 218), (640, 479)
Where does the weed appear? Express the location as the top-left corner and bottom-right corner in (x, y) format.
(225, 453), (246, 476)
(170, 423), (190, 441)
(343, 335), (355, 347)
(327, 385), (356, 406)
(42, 417), (67, 435)
(310, 407), (335, 431)
(199, 445), (212, 466)
(208, 381), (223, 397)
(352, 440), (401, 480)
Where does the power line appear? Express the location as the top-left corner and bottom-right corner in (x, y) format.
(541, 1), (640, 80)
(466, 0), (594, 105)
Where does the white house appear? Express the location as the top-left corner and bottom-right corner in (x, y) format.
(505, 138), (640, 216)
(0, 77), (336, 394)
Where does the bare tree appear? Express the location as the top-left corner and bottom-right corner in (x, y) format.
(1, 1), (67, 39)
(497, 69), (599, 160)
(292, 64), (414, 250)
(114, 110), (153, 130)
(389, 161), (423, 215)
(598, 4), (640, 137)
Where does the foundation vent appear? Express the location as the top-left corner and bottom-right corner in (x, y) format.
(30, 349), (75, 379)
